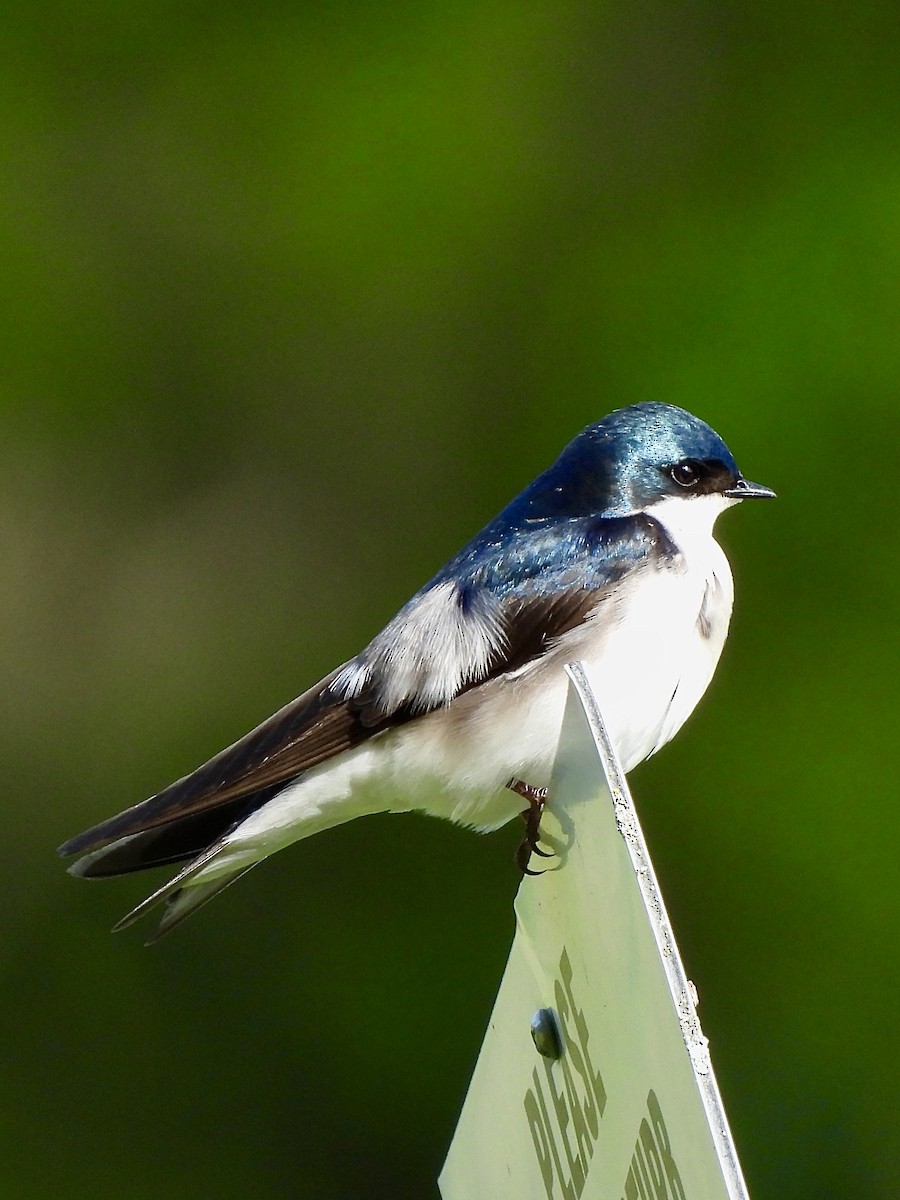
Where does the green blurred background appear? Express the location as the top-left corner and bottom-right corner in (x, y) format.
(4, 2), (898, 1196)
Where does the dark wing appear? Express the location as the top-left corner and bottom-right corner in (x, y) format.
(59, 512), (672, 876)
(56, 666), (416, 867)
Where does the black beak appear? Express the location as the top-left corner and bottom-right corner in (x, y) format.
(723, 477), (776, 500)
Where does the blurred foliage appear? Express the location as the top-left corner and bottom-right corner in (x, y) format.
(3, 2), (899, 1197)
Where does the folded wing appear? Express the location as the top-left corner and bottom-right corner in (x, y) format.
(58, 512), (672, 883)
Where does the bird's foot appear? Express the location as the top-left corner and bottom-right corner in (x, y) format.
(508, 778), (553, 875)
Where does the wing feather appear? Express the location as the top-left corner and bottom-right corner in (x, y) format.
(58, 667), (414, 860)
(59, 512), (673, 874)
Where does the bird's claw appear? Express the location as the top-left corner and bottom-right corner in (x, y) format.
(508, 777), (553, 875)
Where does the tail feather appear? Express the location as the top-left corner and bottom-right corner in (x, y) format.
(109, 838), (259, 940)
(142, 866), (259, 945)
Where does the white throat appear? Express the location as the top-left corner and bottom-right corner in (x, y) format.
(642, 492), (738, 552)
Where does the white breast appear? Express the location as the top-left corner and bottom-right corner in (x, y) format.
(578, 532), (733, 771)
(590, 490), (736, 768)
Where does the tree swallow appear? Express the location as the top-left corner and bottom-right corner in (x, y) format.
(59, 402), (774, 940)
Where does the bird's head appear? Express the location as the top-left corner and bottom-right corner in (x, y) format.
(591, 402), (773, 511)
(523, 403), (775, 537)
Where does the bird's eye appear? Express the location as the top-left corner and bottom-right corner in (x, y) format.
(670, 460), (700, 488)
(672, 460), (705, 489)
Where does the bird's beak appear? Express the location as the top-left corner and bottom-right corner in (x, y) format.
(724, 477), (776, 500)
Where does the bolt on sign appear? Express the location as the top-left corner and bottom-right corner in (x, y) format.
(439, 663), (750, 1200)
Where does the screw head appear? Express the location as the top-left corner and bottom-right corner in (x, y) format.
(530, 1007), (562, 1060)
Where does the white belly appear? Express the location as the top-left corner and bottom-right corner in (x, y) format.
(579, 552), (732, 770)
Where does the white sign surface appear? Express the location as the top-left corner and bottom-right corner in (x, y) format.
(439, 663), (749, 1200)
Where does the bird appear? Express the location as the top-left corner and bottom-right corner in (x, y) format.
(58, 402), (774, 940)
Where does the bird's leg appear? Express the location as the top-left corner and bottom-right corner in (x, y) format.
(508, 778), (553, 875)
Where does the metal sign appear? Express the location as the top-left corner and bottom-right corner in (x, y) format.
(439, 662), (749, 1200)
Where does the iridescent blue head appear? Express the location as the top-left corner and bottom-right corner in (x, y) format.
(517, 402), (774, 521)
